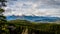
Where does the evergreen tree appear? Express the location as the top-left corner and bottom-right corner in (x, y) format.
(0, 0), (7, 34)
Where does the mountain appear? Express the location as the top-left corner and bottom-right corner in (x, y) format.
(6, 15), (60, 22)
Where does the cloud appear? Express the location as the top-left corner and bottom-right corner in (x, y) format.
(3, 0), (60, 17)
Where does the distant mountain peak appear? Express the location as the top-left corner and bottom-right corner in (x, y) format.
(6, 15), (60, 23)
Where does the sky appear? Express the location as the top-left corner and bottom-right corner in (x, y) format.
(3, 0), (60, 17)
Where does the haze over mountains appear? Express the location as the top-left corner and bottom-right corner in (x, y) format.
(6, 15), (60, 23)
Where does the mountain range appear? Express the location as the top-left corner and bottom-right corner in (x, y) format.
(6, 15), (60, 22)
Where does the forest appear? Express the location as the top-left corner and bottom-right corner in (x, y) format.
(0, 19), (60, 34)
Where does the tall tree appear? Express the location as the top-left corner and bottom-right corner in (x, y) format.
(0, 0), (7, 22)
(0, 0), (7, 34)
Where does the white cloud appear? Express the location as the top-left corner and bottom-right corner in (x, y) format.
(3, 0), (60, 17)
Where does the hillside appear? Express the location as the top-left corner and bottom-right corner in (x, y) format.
(6, 19), (60, 34)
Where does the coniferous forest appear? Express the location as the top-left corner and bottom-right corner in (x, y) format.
(0, 0), (60, 34)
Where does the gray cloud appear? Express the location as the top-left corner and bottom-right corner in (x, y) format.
(3, 0), (60, 17)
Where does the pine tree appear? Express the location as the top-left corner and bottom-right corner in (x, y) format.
(0, 0), (7, 34)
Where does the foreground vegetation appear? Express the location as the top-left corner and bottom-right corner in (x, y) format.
(0, 19), (60, 34)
